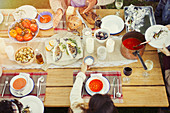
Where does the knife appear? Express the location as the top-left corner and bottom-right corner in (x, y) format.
(76, 9), (88, 28)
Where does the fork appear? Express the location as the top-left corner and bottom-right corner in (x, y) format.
(1, 77), (9, 97)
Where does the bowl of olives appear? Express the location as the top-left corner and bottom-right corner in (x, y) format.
(15, 46), (35, 65)
(94, 28), (110, 43)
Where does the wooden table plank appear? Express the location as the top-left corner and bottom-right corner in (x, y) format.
(44, 86), (169, 107)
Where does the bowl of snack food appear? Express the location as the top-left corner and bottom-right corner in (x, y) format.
(94, 28), (110, 43)
(15, 46), (35, 65)
(37, 11), (53, 30)
(8, 18), (39, 43)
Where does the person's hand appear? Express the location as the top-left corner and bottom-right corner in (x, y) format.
(53, 8), (63, 28)
(159, 44), (170, 56)
(83, 0), (97, 13)
(166, 25), (170, 30)
(81, 62), (90, 73)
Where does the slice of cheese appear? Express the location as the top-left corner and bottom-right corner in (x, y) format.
(66, 6), (75, 16)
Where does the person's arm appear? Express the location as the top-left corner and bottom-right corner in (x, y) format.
(49, 0), (67, 28)
(70, 63), (88, 113)
(83, 0), (115, 13)
(154, 0), (166, 24)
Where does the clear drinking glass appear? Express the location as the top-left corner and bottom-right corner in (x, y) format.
(97, 46), (107, 61)
(86, 38), (94, 54)
(115, 0), (123, 16)
(123, 67), (132, 83)
(142, 60), (153, 77)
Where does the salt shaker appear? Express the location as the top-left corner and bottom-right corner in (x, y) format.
(106, 38), (115, 53)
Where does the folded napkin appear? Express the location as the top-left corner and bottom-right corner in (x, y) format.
(73, 71), (123, 103)
(0, 72), (47, 101)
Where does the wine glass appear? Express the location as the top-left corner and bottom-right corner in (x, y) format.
(123, 67), (132, 83)
(115, 0), (123, 16)
(142, 60), (153, 77)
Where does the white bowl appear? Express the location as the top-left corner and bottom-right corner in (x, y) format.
(10, 73), (29, 92)
(85, 73), (110, 96)
(94, 28), (110, 43)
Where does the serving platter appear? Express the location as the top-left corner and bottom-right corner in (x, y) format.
(145, 25), (170, 48)
(124, 6), (156, 34)
(45, 32), (83, 66)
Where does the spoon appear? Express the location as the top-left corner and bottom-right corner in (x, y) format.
(5, 13), (10, 26)
(1, 77), (9, 97)
(112, 77), (116, 99)
(133, 40), (151, 48)
(37, 12), (45, 19)
(37, 76), (44, 97)
(116, 79), (121, 98)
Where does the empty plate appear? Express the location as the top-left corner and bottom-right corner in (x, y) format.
(101, 15), (124, 35)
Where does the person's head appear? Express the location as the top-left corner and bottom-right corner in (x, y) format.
(86, 94), (118, 113)
(0, 99), (23, 113)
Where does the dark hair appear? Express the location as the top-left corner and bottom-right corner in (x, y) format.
(0, 99), (23, 113)
(86, 94), (119, 113)
(0, 100), (13, 113)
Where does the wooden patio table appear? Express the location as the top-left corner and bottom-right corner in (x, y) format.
(0, 9), (169, 107)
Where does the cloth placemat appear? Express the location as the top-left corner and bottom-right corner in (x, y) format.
(73, 71), (123, 103)
(0, 72), (47, 101)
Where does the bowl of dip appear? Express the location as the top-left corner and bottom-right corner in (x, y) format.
(84, 56), (94, 66)
(37, 11), (53, 30)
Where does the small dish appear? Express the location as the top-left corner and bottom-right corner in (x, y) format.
(0, 11), (4, 24)
(10, 76), (34, 97)
(94, 28), (110, 43)
(85, 73), (110, 96)
(19, 95), (44, 113)
(36, 11), (53, 30)
(84, 56), (94, 66)
(101, 15), (124, 35)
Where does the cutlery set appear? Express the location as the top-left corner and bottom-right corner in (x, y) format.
(113, 77), (121, 99)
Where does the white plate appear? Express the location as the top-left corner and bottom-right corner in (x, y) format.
(19, 95), (44, 113)
(145, 25), (170, 48)
(36, 19), (53, 30)
(13, 5), (37, 20)
(0, 11), (4, 24)
(101, 15), (124, 35)
(10, 77), (34, 97)
(85, 73), (110, 96)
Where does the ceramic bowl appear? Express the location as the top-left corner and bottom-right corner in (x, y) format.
(94, 28), (110, 43)
(37, 11), (53, 30)
(14, 46), (35, 65)
(8, 18), (39, 43)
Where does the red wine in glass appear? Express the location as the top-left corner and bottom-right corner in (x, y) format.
(123, 67), (132, 76)
(123, 67), (132, 82)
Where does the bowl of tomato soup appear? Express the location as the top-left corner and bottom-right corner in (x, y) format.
(89, 79), (103, 92)
(85, 74), (110, 96)
(37, 11), (53, 30)
(10, 74), (29, 92)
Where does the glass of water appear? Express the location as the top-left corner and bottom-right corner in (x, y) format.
(142, 60), (153, 77)
(115, 0), (123, 16)
(97, 46), (107, 61)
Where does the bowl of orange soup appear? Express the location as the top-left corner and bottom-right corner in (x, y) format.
(37, 11), (53, 30)
(85, 74), (110, 96)
(10, 73), (29, 92)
